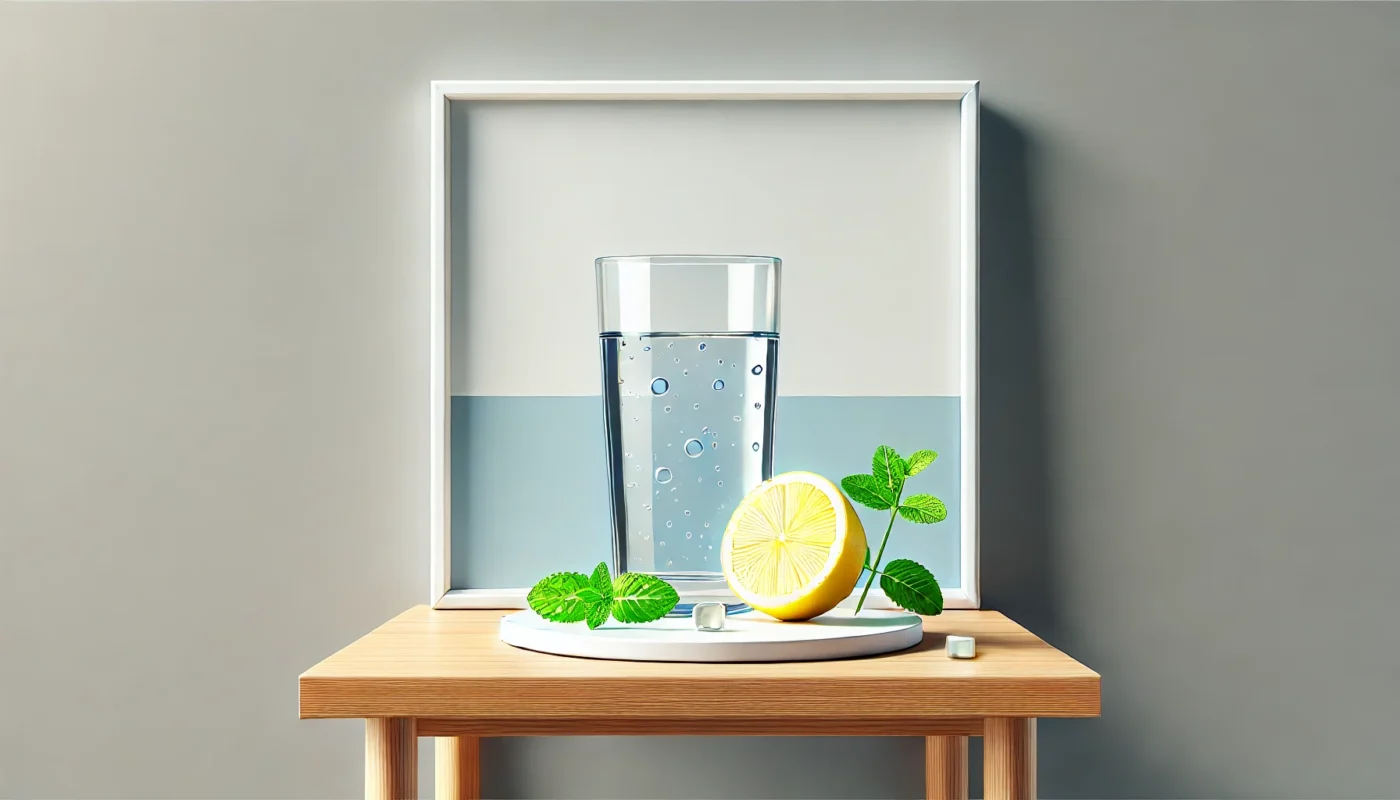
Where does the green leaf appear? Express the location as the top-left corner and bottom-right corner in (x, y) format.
(879, 559), (944, 616)
(585, 562), (615, 629)
(905, 450), (938, 476)
(898, 494), (948, 524)
(527, 572), (593, 623)
(863, 545), (872, 572)
(841, 474), (894, 510)
(872, 445), (906, 495)
(610, 573), (679, 623)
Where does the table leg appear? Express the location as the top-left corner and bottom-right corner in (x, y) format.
(925, 735), (969, 800)
(365, 718), (417, 800)
(435, 736), (482, 800)
(983, 718), (1036, 800)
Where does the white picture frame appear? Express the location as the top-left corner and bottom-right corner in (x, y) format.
(429, 80), (980, 611)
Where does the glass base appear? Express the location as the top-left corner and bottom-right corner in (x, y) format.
(669, 600), (753, 618)
(648, 572), (751, 618)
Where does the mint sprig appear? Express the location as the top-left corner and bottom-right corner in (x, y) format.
(586, 562), (615, 629)
(841, 445), (949, 615)
(527, 562), (678, 627)
(610, 572), (681, 623)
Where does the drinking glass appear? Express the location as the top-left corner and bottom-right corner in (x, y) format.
(596, 255), (781, 613)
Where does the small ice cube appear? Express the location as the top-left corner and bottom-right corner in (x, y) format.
(946, 635), (976, 659)
(692, 602), (726, 632)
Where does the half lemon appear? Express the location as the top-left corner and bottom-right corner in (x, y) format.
(720, 471), (867, 621)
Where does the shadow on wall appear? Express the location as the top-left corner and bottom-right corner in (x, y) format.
(968, 102), (1058, 800)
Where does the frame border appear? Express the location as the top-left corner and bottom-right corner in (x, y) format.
(429, 80), (980, 611)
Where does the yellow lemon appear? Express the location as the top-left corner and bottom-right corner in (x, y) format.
(720, 471), (867, 621)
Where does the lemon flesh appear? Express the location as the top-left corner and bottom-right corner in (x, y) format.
(720, 471), (867, 621)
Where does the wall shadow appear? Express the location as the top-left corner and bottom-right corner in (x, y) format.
(970, 102), (1060, 799)
(977, 105), (1059, 638)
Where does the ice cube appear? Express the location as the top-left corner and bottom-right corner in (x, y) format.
(692, 602), (726, 632)
(946, 635), (976, 659)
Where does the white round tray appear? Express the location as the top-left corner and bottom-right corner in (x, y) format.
(499, 608), (923, 663)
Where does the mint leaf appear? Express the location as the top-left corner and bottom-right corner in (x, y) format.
(841, 474), (894, 510)
(527, 572), (593, 623)
(610, 573), (679, 623)
(898, 494), (948, 524)
(879, 559), (944, 616)
(585, 562), (615, 629)
(872, 445), (905, 495)
(905, 450), (938, 476)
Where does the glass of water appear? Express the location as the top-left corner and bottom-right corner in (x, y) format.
(596, 255), (781, 613)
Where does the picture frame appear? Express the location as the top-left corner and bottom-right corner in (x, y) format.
(429, 80), (980, 611)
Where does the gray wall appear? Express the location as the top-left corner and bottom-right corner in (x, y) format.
(2, 2), (1398, 798)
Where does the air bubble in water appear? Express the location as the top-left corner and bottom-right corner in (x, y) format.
(712, 379), (725, 390)
(674, 357), (680, 363)
(643, 504), (651, 510)
(626, 482), (636, 488)
(643, 534), (650, 541)
(752, 365), (763, 375)
(704, 522), (711, 528)
(718, 359), (724, 366)
(693, 403), (700, 410)
(643, 345), (651, 351)
(684, 510), (692, 516)
(733, 415), (741, 421)
(686, 531), (693, 539)
(717, 481), (724, 487)
(667, 342), (674, 349)
(701, 426), (710, 435)
(714, 465), (721, 471)
(683, 369), (689, 376)
(625, 452), (632, 458)
(666, 521), (673, 528)
(651, 378), (669, 395)
(699, 343), (707, 351)
(754, 402), (761, 409)
(664, 406), (672, 413)
(655, 467), (672, 484)
(752, 442), (761, 451)
(684, 438), (704, 457)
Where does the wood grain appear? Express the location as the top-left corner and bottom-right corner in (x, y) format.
(365, 718), (416, 800)
(300, 608), (1100, 721)
(925, 735), (969, 800)
(984, 718), (1036, 800)
(417, 717), (982, 738)
(434, 737), (480, 800)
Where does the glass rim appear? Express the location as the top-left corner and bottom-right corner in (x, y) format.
(595, 254), (781, 267)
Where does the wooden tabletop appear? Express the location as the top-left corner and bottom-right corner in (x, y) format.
(300, 607), (1098, 736)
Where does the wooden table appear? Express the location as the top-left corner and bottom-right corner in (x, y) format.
(300, 607), (1100, 800)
